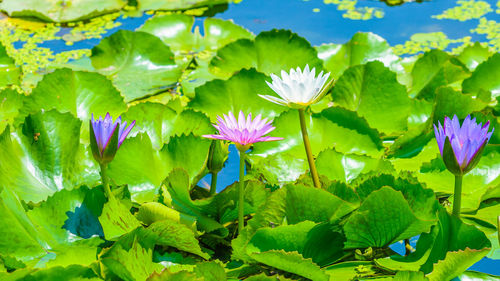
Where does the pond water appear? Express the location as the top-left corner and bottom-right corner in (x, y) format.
(3, 0), (498, 278)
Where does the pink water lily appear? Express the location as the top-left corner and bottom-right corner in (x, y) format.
(203, 111), (283, 151)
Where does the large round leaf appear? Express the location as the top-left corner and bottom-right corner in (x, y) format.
(0, 111), (99, 203)
(108, 133), (211, 202)
(316, 148), (391, 183)
(331, 61), (412, 135)
(188, 68), (286, 121)
(91, 30), (182, 102)
(408, 49), (470, 100)
(139, 14), (254, 98)
(24, 68), (127, 122)
(138, 14), (253, 55)
(249, 109), (383, 184)
(0, 188), (46, 262)
(462, 53), (500, 99)
(210, 29), (324, 78)
(0, 89), (23, 134)
(316, 32), (402, 80)
(343, 187), (437, 249)
(0, 0), (126, 22)
(137, 0), (227, 12)
(457, 42), (494, 71)
(123, 102), (213, 150)
(0, 43), (20, 88)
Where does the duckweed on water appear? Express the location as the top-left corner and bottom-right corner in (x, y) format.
(433, 0), (492, 21)
(471, 17), (500, 52)
(392, 32), (473, 55)
(323, 0), (385, 20)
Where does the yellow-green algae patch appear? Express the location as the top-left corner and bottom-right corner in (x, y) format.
(323, 0), (384, 20)
(433, 0), (492, 21)
(62, 12), (122, 45)
(393, 32), (474, 56)
(471, 17), (500, 52)
(0, 12), (120, 92)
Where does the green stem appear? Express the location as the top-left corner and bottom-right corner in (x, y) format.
(238, 150), (246, 235)
(452, 175), (463, 217)
(210, 172), (218, 195)
(404, 239), (411, 256)
(298, 109), (321, 188)
(99, 163), (113, 200)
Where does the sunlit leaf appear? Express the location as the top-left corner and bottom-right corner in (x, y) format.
(210, 29), (323, 78)
(91, 30), (182, 102)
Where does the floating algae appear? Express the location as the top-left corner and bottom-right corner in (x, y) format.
(323, 0), (384, 20)
(433, 0), (492, 21)
(392, 32), (473, 55)
(471, 17), (500, 52)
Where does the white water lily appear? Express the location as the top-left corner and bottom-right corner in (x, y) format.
(260, 65), (332, 108)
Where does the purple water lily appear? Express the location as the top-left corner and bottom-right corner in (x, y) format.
(434, 115), (494, 175)
(90, 113), (135, 165)
(203, 111), (283, 151)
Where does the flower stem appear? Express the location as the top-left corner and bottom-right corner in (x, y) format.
(210, 172), (218, 195)
(452, 175), (463, 217)
(298, 109), (321, 188)
(404, 239), (411, 256)
(99, 163), (113, 200)
(238, 150), (246, 235)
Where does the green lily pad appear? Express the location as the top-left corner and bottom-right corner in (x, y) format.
(457, 42), (494, 71)
(249, 250), (329, 281)
(161, 168), (227, 236)
(324, 261), (376, 281)
(210, 29), (324, 78)
(343, 186), (438, 249)
(249, 108), (383, 184)
(284, 184), (358, 224)
(139, 14), (253, 98)
(316, 32), (402, 80)
(331, 61), (412, 135)
(138, 14), (253, 55)
(137, 0), (227, 12)
(316, 148), (390, 183)
(23, 68), (127, 131)
(91, 30), (183, 102)
(463, 53), (500, 99)
(144, 220), (209, 259)
(458, 271), (500, 281)
(408, 49), (470, 100)
(0, 89), (23, 134)
(246, 221), (345, 267)
(123, 102), (213, 150)
(0, 265), (100, 281)
(26, 186), (103, 267)
(189, 68), (286, 121)
(0, 0), (126, 22)
(0, 111), (99, 203)
(0, 188), (46, 262)
(432, 87), (487, 123)
(0, 43), (20, 88)
(99, 196), (141, 241)
(100, 237), (162, 281)
(376, 208), (491, 276)
(135, 202), (197, 231)
(108, 133), (211, 202)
